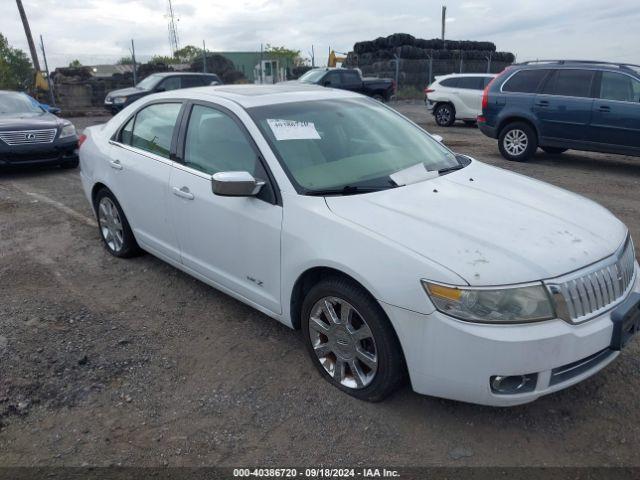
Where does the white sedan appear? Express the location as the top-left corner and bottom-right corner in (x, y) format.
(79, 84), (640, 406)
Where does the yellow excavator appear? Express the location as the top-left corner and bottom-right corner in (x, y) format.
(16, 0), (52, 93)
(327, 50), (347, 68)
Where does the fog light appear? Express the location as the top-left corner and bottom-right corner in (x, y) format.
(490, 373), (537, 395)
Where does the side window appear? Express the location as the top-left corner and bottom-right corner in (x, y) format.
(600, 72), (639, 102)
(181, 76), (202, 88)
(483, 77), (494, 88)
(119, 116), (134, 145)
(440, 77), (459, 88)
(184, 105), (264, 178)
(341, 71), (361, 86)
(130, 103), (182, 158)
(502, 69), (549, 93)
(542, 69), (594, 98)
(457, 77), (484, 90)
(324, 72), (342, 87)
(159, 76), (181, 91)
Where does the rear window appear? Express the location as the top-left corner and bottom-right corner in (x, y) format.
(457, 77), (485, 90)
(502, 69), (549, 93)
(541, 69), (595, 98)
(440, 77), (459, 88)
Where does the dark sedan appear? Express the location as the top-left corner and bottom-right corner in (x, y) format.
(0, 91), (78, 169)
(104, 72), (222, 114)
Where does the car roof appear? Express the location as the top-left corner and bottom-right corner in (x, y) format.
(154, 83), (363, 108)
(510, 61), (640, 76)
(436, 73), (496, 79)
(149, 72), (219, 77)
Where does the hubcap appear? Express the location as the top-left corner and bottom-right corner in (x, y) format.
(504, 129), (528, 156)
(308, 297), (378, 389)
(98, 197), (124, 252)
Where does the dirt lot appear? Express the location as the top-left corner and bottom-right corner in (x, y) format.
(1, 103), (639, 468)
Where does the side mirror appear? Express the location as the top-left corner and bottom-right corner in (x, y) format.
(211, 171), (265, 197)
(432, 134), (444, 143)
(49, 107), (62, 115)
(210, 81), (220, 86)
(323, 80), (331, 87)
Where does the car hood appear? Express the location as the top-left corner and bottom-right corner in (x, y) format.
(0, 111), (62, 131)
(107, 87), (146, 98)
(325, 161), (627, 286)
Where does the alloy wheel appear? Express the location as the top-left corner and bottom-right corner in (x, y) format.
(436, 107), (451, 124)
(98, 197), (124, 252)
(308, 296), (378, 389)
(504, 129), (528, 156)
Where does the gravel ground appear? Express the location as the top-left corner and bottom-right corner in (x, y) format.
(1, 103), (639, 468)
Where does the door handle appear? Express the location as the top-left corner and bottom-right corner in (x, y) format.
(172, 186), (194, 200)
(536, 100), (549, 107)
(109, 159), (123, 170)
(598, 105), (611, 112)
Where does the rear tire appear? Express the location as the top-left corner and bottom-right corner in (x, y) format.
(541, 147), (567, 155)
(434, 103), (455, 127)
(498, 122), (538, 161)
(94, 188), (141, 258)
(301, 276), (405, 402)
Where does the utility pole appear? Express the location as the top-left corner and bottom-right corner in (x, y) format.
(441, 5), (447, 50)
(16, 0), (41, 72)
(130, 39), (137, 86)
(39, 35), (55, 106)
(311, 45), (315, 68)
(202, 40), (207, 73)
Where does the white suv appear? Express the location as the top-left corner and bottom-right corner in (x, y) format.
(425, 73), (496, 127)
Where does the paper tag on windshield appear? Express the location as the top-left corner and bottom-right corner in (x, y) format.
(389, 163), (439, 186)
(267, 119), (321, 141)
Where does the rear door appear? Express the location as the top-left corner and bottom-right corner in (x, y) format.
(590, 71), (640, 150)
(533, 69), (595, 142)
(455, 76), (486, 118)
(339, 70), (363, 93)
(108, 101), (184, 261)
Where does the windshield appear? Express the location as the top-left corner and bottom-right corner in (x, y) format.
(0, 92), (43, 115)
(136, 74), (161, 90)
(248, 98), (459, 193)
(298, 69), (328, 84)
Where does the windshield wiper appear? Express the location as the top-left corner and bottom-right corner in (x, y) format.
(437, 164), (465, 174)
(306, 185), (396, 196)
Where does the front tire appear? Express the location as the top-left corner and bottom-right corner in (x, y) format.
(60, 158), (79, 169)
(434, 103), (455, 127)
(301, 276), (405, 402)
(94, 188), (141, 258)
(498, 122), (538, 161)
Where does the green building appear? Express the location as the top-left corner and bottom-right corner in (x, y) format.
(216, 51), (291, 83)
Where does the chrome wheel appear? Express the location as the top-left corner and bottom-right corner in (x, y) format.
(435, 106), (451, 125)
(308, 297), (378, 389)
(98, 197), (124, 252)
(504, 129), (528, 156)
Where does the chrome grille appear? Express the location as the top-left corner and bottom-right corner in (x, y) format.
(545, 236), (636, 323)
(0, 128), (57, 145)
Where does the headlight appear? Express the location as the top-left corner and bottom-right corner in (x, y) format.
(422, 281), (555, 324)
(59, 123), (77, 138)
(113, 96), (127, 104)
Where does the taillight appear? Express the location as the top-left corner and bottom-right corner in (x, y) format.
(424, 87), (435, 94)
(481, 84), (490, 110)
(78, 134), (87, 148)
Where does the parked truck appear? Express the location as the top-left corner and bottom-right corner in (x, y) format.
(296, 68), (395, 101)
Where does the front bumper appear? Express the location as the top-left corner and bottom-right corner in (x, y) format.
(382, 262), (640, 406)
(0, 137), (78, 167)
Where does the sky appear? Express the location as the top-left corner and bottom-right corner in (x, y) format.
(2, 0), (640, 69)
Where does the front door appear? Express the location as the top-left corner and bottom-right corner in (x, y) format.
(169, 103), (283, 313)
(108, 101), (183, 261)
(533, 69), (595, 142)
(590, 71), (640, 150)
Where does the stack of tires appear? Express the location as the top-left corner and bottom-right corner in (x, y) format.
(345, 34), (515, 90)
